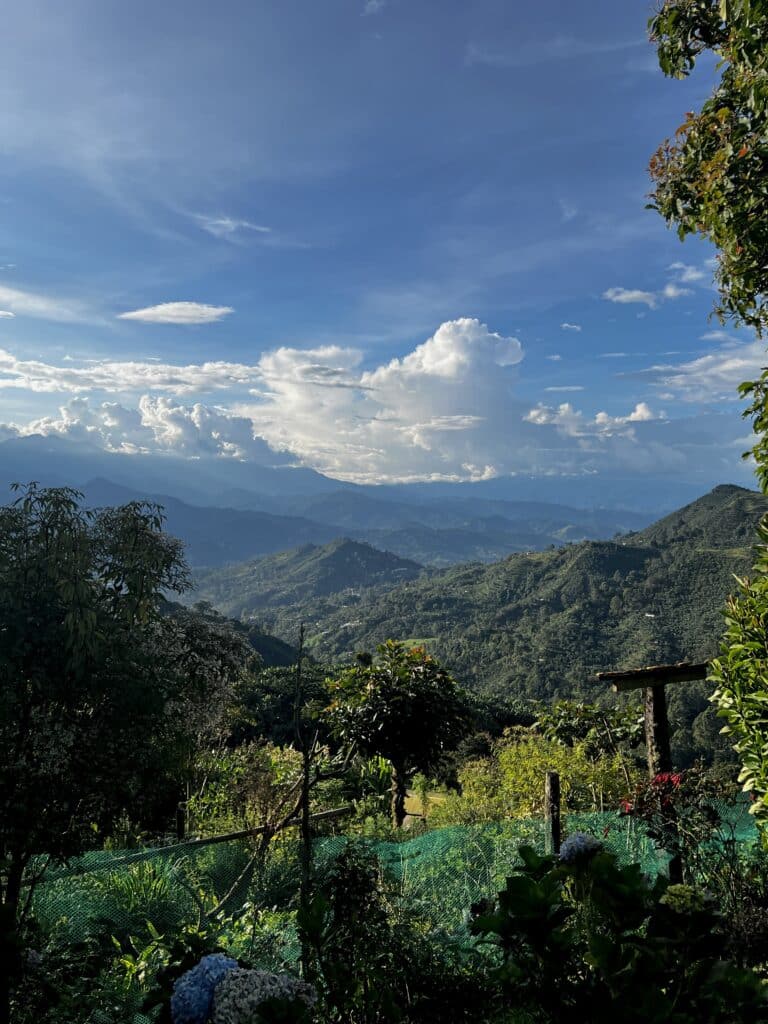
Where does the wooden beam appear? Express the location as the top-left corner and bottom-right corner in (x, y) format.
(597, 661), (709, 693)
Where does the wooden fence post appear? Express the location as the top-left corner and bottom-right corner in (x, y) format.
(644, 684), (673, 778)
(545, 770), (561, 856)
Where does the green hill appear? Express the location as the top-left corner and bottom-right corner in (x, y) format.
(218, 484), (761, 676)
(191, 538), (423, 619)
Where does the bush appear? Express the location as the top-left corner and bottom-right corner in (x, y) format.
(472, 839), (767, 1023)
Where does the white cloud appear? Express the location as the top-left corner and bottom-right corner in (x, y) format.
(0, 349), (260, 394)
(604, 275), (700, 312)
(700, 330), (736, 343)
(560, 322), (582, 332)
(600, 352), (629, 358)
(546, 354), (562, 361)
(117, 302), (234, 324)
(17, 395), (281, 461)
(1, 317), (754, 484)
(596, 401), (655, 426)
(0, 310), (14, 318)
(235, 319), (526, 481)
(195, 215), (271, 240)
(669, 262), (707, 283)
(362, 0), (386, 14)
(661, 282), (692, 300)
(639, 340), (767, 403)
(0, 284), (93, 323)
(544, 385), (584, 392)
(559, 200), (578, 223)
(603, 287), (658, 309)
(525, 401), (656, 434)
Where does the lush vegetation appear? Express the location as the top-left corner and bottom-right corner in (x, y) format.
(192, 484), (768, 766)
(648, 0), (768, 852)
(192, 539), (423, 620)
(4, 482), (768, 1023)
(9, 3), (768, 1022)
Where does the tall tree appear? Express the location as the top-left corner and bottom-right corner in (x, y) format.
(648, 2), (768, 829)
(323, 641), (470, 827)
(0, 485), (249, 1024)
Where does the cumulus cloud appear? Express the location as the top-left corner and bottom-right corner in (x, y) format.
(669, 262), (707, 283)
(604, 274), (700, 312)
(560, 322), (582, 332)
(0, 311), (14, 318)
(661, 282), (692, 300)
(362, 0), (385, 13)
(603, 287), (658, 309)
(237, 318), (525, 481)
(1, 317), (754, 484)
(525, 401), (656, 434)
(117, 302), (234, 324)
(18, 395), (282, 461)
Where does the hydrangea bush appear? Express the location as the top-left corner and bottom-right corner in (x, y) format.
(170, 954), (239, 1024)
(212, 968), (316, 1024)
(558, 831), (603, 864)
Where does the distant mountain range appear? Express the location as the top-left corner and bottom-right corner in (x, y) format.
(57, 474), (652, 569)
(188, 484), (768, 762)
(0, 431), (716, 513)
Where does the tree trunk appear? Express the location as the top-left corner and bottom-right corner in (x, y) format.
(0, 858), (24, 1024)
(391, 763), (407, 829)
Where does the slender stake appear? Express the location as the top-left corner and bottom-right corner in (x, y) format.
(545, 770), (561, 856)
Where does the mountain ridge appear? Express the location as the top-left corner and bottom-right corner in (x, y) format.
(190, 486), (768, 746)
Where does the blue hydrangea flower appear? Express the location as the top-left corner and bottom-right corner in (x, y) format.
(171, 953), (239, 1024)
(558, 832), (603, 864)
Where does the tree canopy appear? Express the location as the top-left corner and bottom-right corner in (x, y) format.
(649, 2), (768, 830)
(0, 485), (253, 1022)
(323, 641), (470, 827)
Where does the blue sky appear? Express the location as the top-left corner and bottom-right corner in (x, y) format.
(0, 0), (759, 489)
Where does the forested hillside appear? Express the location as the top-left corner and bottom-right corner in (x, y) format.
(192, 538), (423, 617)
(193, 484), (768, 761)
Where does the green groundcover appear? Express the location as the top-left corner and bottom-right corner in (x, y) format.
(20, 801), (760, 1022)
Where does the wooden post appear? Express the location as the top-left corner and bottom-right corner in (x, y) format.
(597, 662), (707, 778)
(597, 662), (702, 885)
(644, 684), (672, 778)
(544, 771), (561, 856)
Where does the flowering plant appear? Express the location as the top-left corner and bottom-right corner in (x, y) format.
(558, 831), (603, 864)
(619, 764), (734, 879)
(170, 953), (239, 1024)
(212, 968), (316, 1023)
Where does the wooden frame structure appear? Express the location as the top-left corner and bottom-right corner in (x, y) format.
(596, 661), (709, 777)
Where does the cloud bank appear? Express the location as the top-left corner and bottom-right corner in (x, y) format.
(0, 318), (754, 484)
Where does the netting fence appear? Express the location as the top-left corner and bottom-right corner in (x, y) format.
(30, 798), (760, 957)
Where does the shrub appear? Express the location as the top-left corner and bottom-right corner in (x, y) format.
(472, 840), (767, 1022)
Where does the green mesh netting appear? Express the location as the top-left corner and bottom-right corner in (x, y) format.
(25, 804), (761, 1024)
